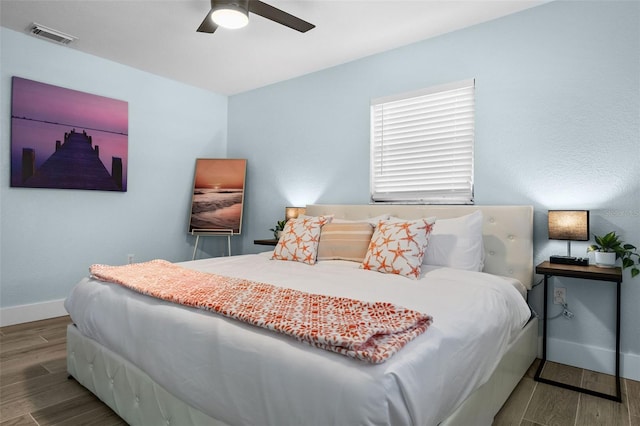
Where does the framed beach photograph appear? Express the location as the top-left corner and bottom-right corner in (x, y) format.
(188, 158), (247, 234)
(10, 76), (128, 191)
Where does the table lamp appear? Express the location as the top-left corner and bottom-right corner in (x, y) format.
(285, 207), (306, 221)
(548, 210), (590, 265)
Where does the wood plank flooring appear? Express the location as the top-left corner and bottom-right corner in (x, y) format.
(494, 358), (639, 426)
(1, 316), (638, 425)
(0, 316), (125, 426)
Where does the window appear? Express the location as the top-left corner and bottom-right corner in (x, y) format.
(370, 79), (475, 204)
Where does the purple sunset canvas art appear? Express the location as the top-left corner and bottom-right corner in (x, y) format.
(10, 77), (128, 191)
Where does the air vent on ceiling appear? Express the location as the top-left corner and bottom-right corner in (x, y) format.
(28, 23), (77, 45)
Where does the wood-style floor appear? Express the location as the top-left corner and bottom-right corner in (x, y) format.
(1, 316), (638, 426)
(494, 359), (639, 426)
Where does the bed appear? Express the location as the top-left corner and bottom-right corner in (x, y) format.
(65, 204), (538, 426)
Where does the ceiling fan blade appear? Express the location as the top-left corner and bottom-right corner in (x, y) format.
(197, 9), (218, 33)
(249, 0), (315, 33)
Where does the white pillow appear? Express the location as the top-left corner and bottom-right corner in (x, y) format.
(422, 211), (485, 272)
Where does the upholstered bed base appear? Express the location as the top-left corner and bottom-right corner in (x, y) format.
(67, 317), (537, 426)
(441, 317), (538, 425)
(67, 324), (222, 426)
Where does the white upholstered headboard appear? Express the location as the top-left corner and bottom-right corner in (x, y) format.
(305, 204), (534, 290)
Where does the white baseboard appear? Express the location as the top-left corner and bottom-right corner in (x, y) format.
(546, 336), (640, 382)
(0, 299), (67, 327)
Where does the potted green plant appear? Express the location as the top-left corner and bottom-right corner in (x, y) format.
(269, 220), (287, 239)
(587, 231), (639, 277)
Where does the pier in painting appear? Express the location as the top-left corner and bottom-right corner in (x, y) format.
(21, 129), (123, 191)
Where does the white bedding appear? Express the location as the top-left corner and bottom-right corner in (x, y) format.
(65, 252), (531, 426)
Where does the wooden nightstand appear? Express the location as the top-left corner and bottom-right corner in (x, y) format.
(253, 239), (278, 246)
(534, 261), (623, 402)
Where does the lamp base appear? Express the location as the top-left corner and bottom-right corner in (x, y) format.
(550, 255), (589, 266)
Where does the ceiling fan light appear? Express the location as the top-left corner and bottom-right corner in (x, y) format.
(211, 6), (248, 29)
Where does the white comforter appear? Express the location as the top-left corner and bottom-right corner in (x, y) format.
(65, 252), (531, 426)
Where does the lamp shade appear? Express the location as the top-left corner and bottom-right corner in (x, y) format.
(548, 210), (589, 241)
(285, 207), (306, 221)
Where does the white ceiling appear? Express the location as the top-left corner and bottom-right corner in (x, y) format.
(0, 0), (543, 95)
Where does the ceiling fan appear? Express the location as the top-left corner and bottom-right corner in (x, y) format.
(197, 0), (315, 34)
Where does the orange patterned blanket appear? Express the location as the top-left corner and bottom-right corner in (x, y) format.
(89, 259), (432, 363)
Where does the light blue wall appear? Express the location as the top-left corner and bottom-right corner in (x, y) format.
(228, 1), (639, 378)
(0, 28), (229, 307)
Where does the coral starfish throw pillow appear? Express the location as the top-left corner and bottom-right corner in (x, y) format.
(361, 218), (435, 279)
(272, 215), (332, 265)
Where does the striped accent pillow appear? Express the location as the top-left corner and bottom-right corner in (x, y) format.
(317, 223), (374, 262)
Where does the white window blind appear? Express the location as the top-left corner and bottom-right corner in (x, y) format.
(370, 79), (475, 204)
